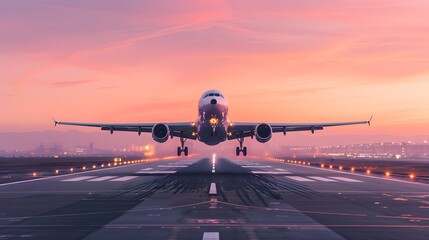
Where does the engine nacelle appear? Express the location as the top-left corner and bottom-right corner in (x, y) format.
(255, 123), (272, 143)
(152, 123), (170, 143)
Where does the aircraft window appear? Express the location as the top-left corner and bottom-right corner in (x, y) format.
(209, 93), (214, 96)
(215, 93), (220, 96)
(204, 94), (209, 98)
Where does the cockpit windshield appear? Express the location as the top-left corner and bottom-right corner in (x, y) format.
(203, 92), (224, 99)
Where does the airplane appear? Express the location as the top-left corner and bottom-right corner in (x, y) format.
(54, 90), (372, 156)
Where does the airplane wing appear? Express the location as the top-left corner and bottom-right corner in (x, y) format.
(227, 116), (372, 140)
(54, 119), (198, 140)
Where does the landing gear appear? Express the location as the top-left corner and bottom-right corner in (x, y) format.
(177, 137), (189, 156)
(235, 137), (247, 156)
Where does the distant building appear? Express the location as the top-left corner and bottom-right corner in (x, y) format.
(282, 141), (429, 159)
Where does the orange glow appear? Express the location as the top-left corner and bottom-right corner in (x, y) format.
(321, 164), (325, 168)
(92, 165), (96, 169)
(385, 171), (391, 177)
(209, 118), (219, 125)
(409, 174), (415, 180)
(329, 165), (333, 169)
(351, 167), (355, 171)
(366, 169), (371, 174)
(339, 166), (343, 170)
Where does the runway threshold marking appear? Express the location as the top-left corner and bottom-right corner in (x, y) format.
(308, 176), (338, 182)
(87, 176), (117, 182)
(287, 176), (315, 182)
(330, 177), (362, 182)
(252, 171), (291, 174)
(62, 176), (96, 182)
(110, 176), (138, 182)
(209, 183), (217, 195)
(202, 232), (219, 240)
(136, 171), (176, 174)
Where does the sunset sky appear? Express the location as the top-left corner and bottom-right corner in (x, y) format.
(1, 0), (429, 136)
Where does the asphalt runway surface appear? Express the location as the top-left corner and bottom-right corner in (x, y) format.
(0, 155), (428, 240)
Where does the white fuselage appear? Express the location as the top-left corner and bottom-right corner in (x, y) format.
(196, 90), (230, 145)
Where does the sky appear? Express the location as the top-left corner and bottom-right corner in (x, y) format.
(1, 0), (429, 137)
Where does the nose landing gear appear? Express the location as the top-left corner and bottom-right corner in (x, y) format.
(236, 137), (247, 156)
(177, 137), (188, 156)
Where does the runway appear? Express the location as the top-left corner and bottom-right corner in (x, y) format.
(0, 155), (428, 240)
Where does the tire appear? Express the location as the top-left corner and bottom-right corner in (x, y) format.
(236, 147), (240, 156)
(184, 147), (188, 156)
(243, 147), (247, 156)
(177, 147), (182, 156)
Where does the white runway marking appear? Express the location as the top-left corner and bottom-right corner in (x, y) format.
(287, 176), (315, 182)
(157, 165), (187, 168)
(62, 176), (96, 182)
(209, 183), (217, 195)
(308, 176), (338, 182)
(110, 176), (138, 182)
(275, 168), (288, 171)
(88, 176), (117, 182)
(242, 166), (272, 168)
(330, 177), (363, 182)
(136, 171), (176, 174)
(252, 171), (291, 174)
(203, 232), (219, 240)
(141, 168), (153, 171)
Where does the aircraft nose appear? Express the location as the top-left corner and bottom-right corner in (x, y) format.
(211, 99), (217, 105)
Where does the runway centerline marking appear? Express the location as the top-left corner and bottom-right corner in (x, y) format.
(209, 183), (217, 195)
(110, 176), (138, 182)
(62, 176), (97, 182)
(87, 176), (117, 182)
(140, 168), (153, 171)
(203, 232), (219, 240)
(287, 176), (315, 182)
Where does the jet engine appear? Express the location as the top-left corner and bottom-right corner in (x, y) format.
(255, 123), (272, 143)
(152, 123), (169, 143)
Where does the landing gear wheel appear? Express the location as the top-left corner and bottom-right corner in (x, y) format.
(177, 137), (189, 157)
(236, 138), (247, 156)
(177, 146), (182, 156)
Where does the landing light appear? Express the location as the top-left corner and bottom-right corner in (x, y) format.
(209, 118), (219, 125)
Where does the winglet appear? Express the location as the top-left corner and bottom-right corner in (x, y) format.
(367, 115), (373, 126)
(53, 117), (59, 127)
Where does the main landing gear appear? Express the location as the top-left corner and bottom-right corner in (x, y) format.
(177, 137), (188, 156)
(236, 137), (247, 156)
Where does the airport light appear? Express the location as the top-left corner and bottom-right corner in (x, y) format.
(366, 169), (371, 174)
(101, 164), (104, 167)
(32, 172), (37, 177)
(351, 167), (355, 172)
(108, 163), (111, 167)
(82, 166), (86, 170)
(409, 174), (415, 180)
(339, 166), (343, 170)
(55, 170), (59, 174)
(70, 168), (74, 172)
(385, 171), (391, 177)
(321, 164), (324, 168)
(92, 165), (96, 169)
(329, 165), (333, 169)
